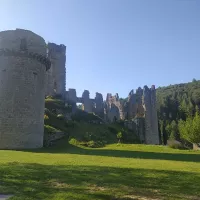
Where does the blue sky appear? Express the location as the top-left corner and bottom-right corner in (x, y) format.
(0, 0), (200, 99)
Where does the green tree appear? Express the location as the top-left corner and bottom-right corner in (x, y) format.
(178, 112), (200, 149)
(166, 120), (178, 140)
(192, 78), (197, 82)
(117, 131), (123, 143)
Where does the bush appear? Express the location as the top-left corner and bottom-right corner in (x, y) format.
(82, 132), (97, 142)
(179, 112), (200, 146)
(86, 140), (105, 148)
(69, 138), (79, 145)
(117, 131), (123, 143)
(44, 114), (49, 120)
(46, 95), (54, 99)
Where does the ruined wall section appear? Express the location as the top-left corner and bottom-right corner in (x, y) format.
(105, 93), (124, 122)
(126, 90), (136, 119)
(94, 92), (104, 118)
(143, 85), (159, 144)
(150, 85), (159, 144)
(136, 87), (144, 117)
(0, 29), (50, 149)
(66, 89), (102, 114)
(65, 89), (77, 113)
(46, 43), (66, 98)
(82, 90), (93, 113)
(125, 88), (144, 119)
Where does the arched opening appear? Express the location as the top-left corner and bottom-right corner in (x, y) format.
(76, 103), (83, 110)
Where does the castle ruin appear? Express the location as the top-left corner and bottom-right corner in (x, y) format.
(45, 43), (66, 99)
(0, 28), (159, 149)
(0, 29), (50, 149)
(65, 85), (159, 144)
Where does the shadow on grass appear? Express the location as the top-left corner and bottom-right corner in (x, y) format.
(22, 139), (200, 163)
(0, 162), (200, 200)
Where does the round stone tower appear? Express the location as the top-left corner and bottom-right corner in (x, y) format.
(0, 29), (50, 149)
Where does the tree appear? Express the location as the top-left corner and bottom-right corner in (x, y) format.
(192, 78), (197, 82)
(117, 132), (123, 143)
(179, 112), (200, 149)
(166, 120), (178, 140)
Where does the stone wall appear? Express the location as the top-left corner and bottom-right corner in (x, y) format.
(65, 88), (104, 116)
(0, 29), (50, 149)
(123, 85), (159, 144)
(45, 43), (66, 98)
(94, 92), (104, 118)
(82, 90), (93, 113)
(143, 85), (159, 144)
(105, 93), (124, 122)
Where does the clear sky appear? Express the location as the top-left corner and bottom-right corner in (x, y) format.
(0, 0), (200, 99)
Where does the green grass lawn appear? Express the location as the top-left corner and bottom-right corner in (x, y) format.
(0, 139), (200, 200)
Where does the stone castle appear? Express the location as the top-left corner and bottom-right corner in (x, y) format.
(0, 29), (51, 149)
(0, 28), (159, 149)
(46, 38), (159, 145)
(65, 86), (159, 144)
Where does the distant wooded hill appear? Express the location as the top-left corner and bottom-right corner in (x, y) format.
(156, 79), (200, 121)
(156, 79), (200, 144)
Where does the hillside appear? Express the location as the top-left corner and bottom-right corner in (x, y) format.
(44, 97), (138, 147)
(44, 80), (200, 147)
(157, 79), (200, 120)
(156, 79), (200, 144)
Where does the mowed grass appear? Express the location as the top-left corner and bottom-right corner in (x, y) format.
(0, 139), (200, 200)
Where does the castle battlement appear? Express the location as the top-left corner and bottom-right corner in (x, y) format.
(48, 43), (66, 54)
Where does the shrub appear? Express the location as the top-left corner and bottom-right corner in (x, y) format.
(86, 140), (104, 148)
(69, 138), (79, 145)
(46, 95), (54, 99)
(117, 131), (123, 143)
(44, 114), (49, 120)
(83, 132), (97, 142)
(179, 112), (200, 146)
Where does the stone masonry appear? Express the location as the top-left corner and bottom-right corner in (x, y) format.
(124, 85), (159, 144)
(0, 29), (50, 149)
(104, 93), (124, 122)
(143, 85), (159, 144)
(65, 86), (159, 145)
(0, 28), (159, 148)
(45, 43), (66, 99)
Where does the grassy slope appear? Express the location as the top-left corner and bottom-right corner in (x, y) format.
(0, 142), (200, 200)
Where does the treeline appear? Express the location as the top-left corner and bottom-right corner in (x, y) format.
(156, 79), (200, 145)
